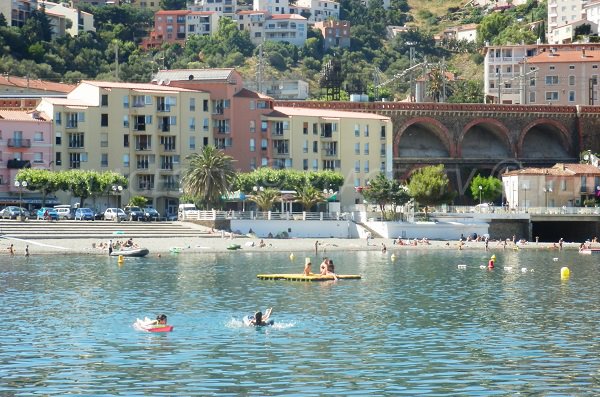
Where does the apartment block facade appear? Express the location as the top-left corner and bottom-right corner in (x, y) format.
(35, 81), (212, 216)
(40, 1), (95, 38)
(266, 107), (393, 210)
(0, 0), (37, 28)
(315, 20), (351, 50)
(548, 0), (586, 44)
(0, 110), (53, 205)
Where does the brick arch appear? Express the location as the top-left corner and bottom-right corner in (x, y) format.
(458, 118), (513, 157)
(518, 118), (572, 157)
(393, 117), (454, 157)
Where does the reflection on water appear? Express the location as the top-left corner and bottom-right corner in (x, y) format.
(2, 248), (600, 395)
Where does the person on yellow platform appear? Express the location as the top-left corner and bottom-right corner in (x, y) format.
(303, 258), (312, 276)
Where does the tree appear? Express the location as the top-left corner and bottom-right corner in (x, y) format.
(407, 165), (455, 219)
(248, 188), (280, 211)
(448, 80), (484, 103)
(477, 12), (511, 45)
(15, 168), (64, 207)
(469, 174), (502, 204)
(181, 145), (237, 209)
(361, 173), (410, 220)
(129, 196), (148, 207)
(294, 185), (326, 211)
(64, 170), (127, 207)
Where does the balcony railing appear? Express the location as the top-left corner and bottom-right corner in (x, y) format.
(7, 139), (31, 148)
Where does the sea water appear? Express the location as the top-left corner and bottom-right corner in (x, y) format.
(1, 248), (599, 395)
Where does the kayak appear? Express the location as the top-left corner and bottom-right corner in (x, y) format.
(110, 248), (149, 257)
(133, 317), (173, 332)
(257, 273), (362, 281)
(243, 315), (274, 327)
(227, 244), (241, 250)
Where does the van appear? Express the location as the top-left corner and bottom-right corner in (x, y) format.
(54, 205), (74, 220)
(178, 203), (197, 220)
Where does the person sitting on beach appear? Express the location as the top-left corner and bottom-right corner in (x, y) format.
(250, 308), (273, 326)
(259, 239), (266, 248)
(124, 238), (134, 248)
(381, 243), (387, 253)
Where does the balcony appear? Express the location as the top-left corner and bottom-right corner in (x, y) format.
(161, 182), (180, 190)
(322, 149), (338, 157)
(7, 138), (31, 148)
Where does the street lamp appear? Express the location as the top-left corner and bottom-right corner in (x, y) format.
(253, 186), (264, 193)
(14, 180), (28, 221)
(112, 185), (123, 207)
(478, 185), (483, 211)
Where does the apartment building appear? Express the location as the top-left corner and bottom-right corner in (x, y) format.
(236, 11), (308, 46)
(40, 1), (95, 38)
(526, 48), (600, 105)
(267, 106), (393, 210)
(254, 0), (291, 14)
(484, 43), (600, 104)
(245, 79), (310, 100)
(35, 81), (212, 216)
(0, 110), (53, 205)
(141, 10), (189, 49)
(548, 0), (587, 44)
(188, 0), (237, 19)
(294, 0), (339, 23)
(315, 20), (351, 50)
(0, 0), (37, 28)
(152, 69), (276, 172)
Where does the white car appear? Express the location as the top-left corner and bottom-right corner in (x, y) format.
(104, 208), (127, 221)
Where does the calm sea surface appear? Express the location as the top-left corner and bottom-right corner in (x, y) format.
(1, 248), (600, 396)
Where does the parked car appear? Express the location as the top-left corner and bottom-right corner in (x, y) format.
(104, 207), (126, 221)
(37, 207), (59, 221)
(0, 206), (30, 219)
(74, 207), (95, 221)
(124, 206), (145, 221)
(144, 207), (161, 221)
(55, 206), (74, 220)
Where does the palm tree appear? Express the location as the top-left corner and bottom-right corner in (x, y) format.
(248, 188), (280, 211)
(181, 146), (237, 209)
(294, 185), (325, 211)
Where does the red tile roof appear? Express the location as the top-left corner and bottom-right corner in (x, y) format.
(0, 75), (75, 93)
(503, 163), (600, 176)
(527, 50), (600, 63)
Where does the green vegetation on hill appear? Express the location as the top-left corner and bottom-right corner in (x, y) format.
(0, 0), (546, 102)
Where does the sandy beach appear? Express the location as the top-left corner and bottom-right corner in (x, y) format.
(1, 231), (584, 257)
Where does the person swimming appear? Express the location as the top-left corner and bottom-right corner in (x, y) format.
(249, 308), (273, 326)
(151, 314), (167, 326)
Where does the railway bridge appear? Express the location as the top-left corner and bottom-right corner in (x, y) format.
(279, 101), (600, 203)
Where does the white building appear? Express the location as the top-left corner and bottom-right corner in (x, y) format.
(245, 79), (309, 99)
(550, 19), (598, 44)
(254, 0), (291, 14)
(294, 0), (339, 23)
(237, 12), (308, 46)
(40, 1), (95, 38)
(584, 0), (600, 27)
(186, 11), (219, 38)
(188, 0), (237, 19)
(548, 0), (587, 44)
(0, 0), (37, 28)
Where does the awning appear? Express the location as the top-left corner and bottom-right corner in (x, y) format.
(221, 191), (247, 201)
(0, 196), (60, 205)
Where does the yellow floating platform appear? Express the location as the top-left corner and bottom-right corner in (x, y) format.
(256, 273), (362, 282)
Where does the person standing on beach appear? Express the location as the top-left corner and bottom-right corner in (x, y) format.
(366, 232), (371, 246)
(315, 240), (319, 255)
(8, 244), (14, 255)
(25, 245), (29, 257)
(559, 238), (564, 250)
(108, 240), (113, 255)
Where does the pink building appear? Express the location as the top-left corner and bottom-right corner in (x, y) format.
(152, 69), (276, 171)
(141, 10), (189, 49)
(315, 20), (350, 50)
(0, 110), (53, 205)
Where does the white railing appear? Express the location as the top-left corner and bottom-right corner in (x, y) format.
(179, 210), (350, 221)
(430, 205), (600, 216)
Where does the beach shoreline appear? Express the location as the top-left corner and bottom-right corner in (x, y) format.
(1, 234), (584, 256)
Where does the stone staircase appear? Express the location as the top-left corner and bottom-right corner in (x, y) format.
(0, 219), (212, 240)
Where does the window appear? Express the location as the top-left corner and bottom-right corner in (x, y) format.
(364, 143), (369, 155)
(123, 115), (129, 128)
(569, 65), (575, 70)
(101, 114), (108, 127)
(545, 76), (559, 85)
(261, 138), (268, 150)
(55, 112), (61, 125)
(69, 152), (86, 169)
(569, 75), (575, 85)
(313, 123), (318, 135)
(261, 121), (268, 132)
(68, 133), (85, 148)
(101, 153), (108, 167)
(34, 132), (43, 142)
(364, 160), (369, 173)
(249, 100), (255, 110)
(530, 77), (536, 87)
(529, 92), (536, 103)
(354, 160), (360, 172)
(33, 152), (43, 163)
(380, 143), (386, 156)
(101, 133), (108, 147)
(569, 91), (575, 102)
(135, 135), (152, 151)
(250, 120), (256, 133)
(55, 131), (61, 145)
(203, 100), (209, 112)
(101, 94), (108, 106)
(581, 175), (587, 191)
(380, 126), (386, 139)
(250, 157), (257, 170)
(380, 162), (386, 172)
(123, 154), (129, 167)
(364, 125), (369, 137)
(138, 174), (155, 190)
(56, 152), (61, 166)
(189, 117), (196, 131)
(189, 98), (196, 111)
(303, 140), (308, 153)
(354, 124), (360, 137)
(313, 141), (318, 153)
(123, 95), (129, 108)
(250, 138), (256, 152)
(303, 122), (308, 135)
(303, 159), (308, 171)
(161, 136), (176, 151)
(561, 180), (567, 191)
(261, 157), (268, 167)
(124, 134), (129, 148)
(545, 91), (559, 101)
(312, 159), (318, 170)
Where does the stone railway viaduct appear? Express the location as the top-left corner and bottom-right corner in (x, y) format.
(278, 101), (600, 203)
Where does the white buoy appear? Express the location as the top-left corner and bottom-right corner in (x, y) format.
(553, 258), (559, 262)
(458, 264), (466, 269)
(290, 253), (295, 260)
(479, 265), (486, 269)
(504, 266), (513, 271)
(390, 253), (396, 260)
(521, 267), (527, 273)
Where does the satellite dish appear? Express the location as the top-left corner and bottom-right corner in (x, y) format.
(164, 79), (170, 85)
(584, 154), (590, 160)
(189, 75), (194, 80)
(158, 79), (164, 85)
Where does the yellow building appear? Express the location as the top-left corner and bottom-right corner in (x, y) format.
(267, 106), (393, 210)
(36, 81), (211, 217)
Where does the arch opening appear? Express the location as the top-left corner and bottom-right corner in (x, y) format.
(397, 121), (450, 158)
(521, 123), (571, 159)
(461, 122), (511, 158)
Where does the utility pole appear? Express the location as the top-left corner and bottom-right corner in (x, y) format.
(497, 70), (501, 104)
(409, 46), (415, 102)
(441, 57), (446, 103)
(257, 42), (265, 95)
(114, 43), (119, 81)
